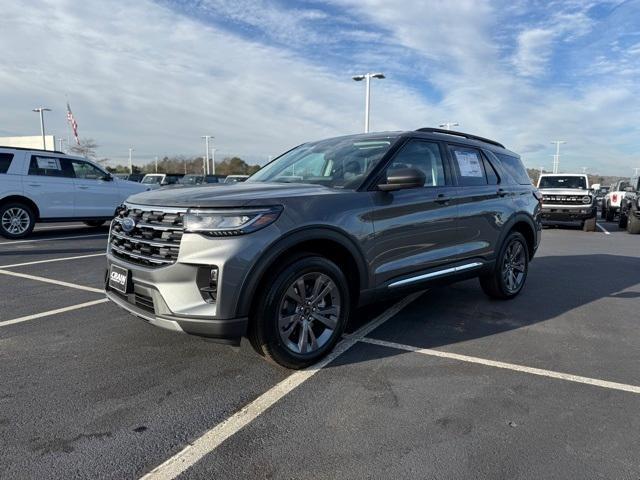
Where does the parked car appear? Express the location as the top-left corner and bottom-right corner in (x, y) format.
(0, 146), (149, 238)
(537, 173), (597, 231)
(602, 179), (633, 221)
(105, 128), (541, 369)
(594, 185), (610, 210)
(140, 173), (183, 189)
(177, 174), (226, 186)
(617, 176), (640, 232)
(224, 174), (249, 184)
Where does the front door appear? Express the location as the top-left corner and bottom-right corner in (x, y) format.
(71, 159), (120, 217)
(26, 155), (76, 218)
(370, 139), (459, 286)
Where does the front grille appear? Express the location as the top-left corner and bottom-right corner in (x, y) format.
(134, 293), (155, 313)
(542, 195), (588, 205)
(109, 204), (185, 268)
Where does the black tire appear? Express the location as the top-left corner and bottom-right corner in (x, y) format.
(583, 216), (597, 232)
(248, 255), (350, 369)
(83, 220), (106, 227)
(627, 210), (640, 234)
(480, 231), (529, 300)
(0, 202), (36, 239)
(600, 206), (606, 220)
(618, 212), (628, 229)
(605, 206), (615, 222)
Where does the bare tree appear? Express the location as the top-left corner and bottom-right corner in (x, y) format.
(69, 138), (99, 159)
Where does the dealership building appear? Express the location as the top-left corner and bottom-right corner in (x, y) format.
(0, 135), (56, 150)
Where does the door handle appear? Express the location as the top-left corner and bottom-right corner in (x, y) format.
(497, 188), (508, 197)
(28, 183), (42, 187)
(77, 186), (89, 190)
(435, 193), (450, 204)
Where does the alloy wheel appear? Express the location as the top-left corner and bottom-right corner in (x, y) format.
(278, 272), (341, 355)
(502, 240), (526, 293)
(1, 207), (30, 235)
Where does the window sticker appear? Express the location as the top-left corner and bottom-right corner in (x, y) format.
(36, 157), (61, 170)
(454, 151), (483, 177)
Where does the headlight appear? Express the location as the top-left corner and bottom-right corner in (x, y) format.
(582, 195), (592, 204)
(183, 206), (282, 236)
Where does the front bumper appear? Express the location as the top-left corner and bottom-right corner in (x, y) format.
(541, 205), (596, 222)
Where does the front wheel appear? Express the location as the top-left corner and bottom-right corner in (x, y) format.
(248, 255), (350, 369)
(628, 210), (640, 234)
(618, 212), (628, 229)
(480, 232), (529, 300)
(0, 203), (36, 239)
(583, 216), (597, 232)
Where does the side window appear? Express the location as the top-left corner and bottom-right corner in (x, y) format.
(0, 153), (14, 174)
(483, 156), (499, 185)
(387, 140), (446, 187)
(29, 156), (75, 178)
(450, 146), (487, 186)
(72, 160), (106, 180)
(494, 153), (531, 185)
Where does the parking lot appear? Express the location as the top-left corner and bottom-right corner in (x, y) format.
(1, 220), (639, 479)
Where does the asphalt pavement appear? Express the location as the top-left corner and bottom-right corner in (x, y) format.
(0, 220), (638, 479)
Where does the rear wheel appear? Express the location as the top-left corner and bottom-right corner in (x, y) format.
(600, 205), (606, 219)
(248, 255), (350, 369)
(618, 211), (628, 229)
(83, 220), (106, 227)
(627, 209), (640, 234)
(605, 206), (615, 222)
(0, 203), (35, 239)
(583, 216), (597, 232)
(480, 232), (529, 300)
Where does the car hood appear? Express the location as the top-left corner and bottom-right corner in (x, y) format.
(538, 188), (591, 196)
(125, 182), (346, 207)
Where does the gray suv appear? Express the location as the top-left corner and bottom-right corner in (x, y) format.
(105, 128), (542, 368)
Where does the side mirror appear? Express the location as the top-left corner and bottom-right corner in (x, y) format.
(378, 167), (425, 192)
(102, 173), (113, 181)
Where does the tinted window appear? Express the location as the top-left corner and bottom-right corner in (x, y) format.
(0, 153), (14, 174)
(450, 146), (487, 186)
(483, 156), (499, 185)
(29, 156), (75, 178)
(71, 160), (106, 180)
(386, 140), (446, 187)
(539, 176), (587, 190)
(494, 153), (531, 185)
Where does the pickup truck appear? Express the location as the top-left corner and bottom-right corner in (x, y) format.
(602, 179), (633, 222)
(618, 176), (640, 233)
(537, 173), (597, 231)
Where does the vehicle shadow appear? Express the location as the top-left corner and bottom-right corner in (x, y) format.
(331, 254), (640, 367)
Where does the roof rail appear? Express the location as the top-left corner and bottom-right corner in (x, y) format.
(0, 145), (66, 154)
(414, 128), (505, 149)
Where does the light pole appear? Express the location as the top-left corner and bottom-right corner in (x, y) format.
(128, 148), (134, 174)
(352, 73), (385, 133)
(210, 147), (216, 175)
(439, 122), (459, 130)
(202, 136), (213, 175)
(32, 107), (52, 149)
(551, 140), (566, 174)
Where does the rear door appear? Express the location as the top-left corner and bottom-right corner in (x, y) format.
(26, 155), (76, 218)
(70, 159), (121, 217)
(370, 138), (459, 286)
(447, 144), (512, 261)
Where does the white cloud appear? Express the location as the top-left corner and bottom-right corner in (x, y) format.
(512, 28), (555, 77)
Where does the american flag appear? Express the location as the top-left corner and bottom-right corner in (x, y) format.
(66, 102), (79, 144)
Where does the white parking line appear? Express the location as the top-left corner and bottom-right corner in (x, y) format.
(0, 269), (104, 293)
(0, 299), (109, 328)
(359, 337), (640, 395)
(140, 292), (424, 480)
(596, 223), (611, 235)
(0, 252), (105, 269)
(0, 233), (107, 246)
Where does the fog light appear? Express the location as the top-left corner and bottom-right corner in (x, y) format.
(197, 266), (218, 304)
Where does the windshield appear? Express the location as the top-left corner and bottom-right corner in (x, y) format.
(179, 175), (200, 185)
(539, 176), (587, 189)
(142, 175), (162, 184)
(247, 135), (397, 189)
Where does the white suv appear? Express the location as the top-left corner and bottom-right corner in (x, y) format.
(0, 146), (149, 238)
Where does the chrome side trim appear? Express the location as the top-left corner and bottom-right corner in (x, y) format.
(124, 202), (187, 214)
(111, 230), (180, 248)
(110, 244), (174, 264)
(388, 262), (484, 288)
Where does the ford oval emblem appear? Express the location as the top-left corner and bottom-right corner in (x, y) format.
(121, 217), (136, 233)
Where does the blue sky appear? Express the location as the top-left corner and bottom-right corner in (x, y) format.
(1, 0), (639, 175)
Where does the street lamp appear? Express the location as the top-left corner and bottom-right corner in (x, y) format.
(439, 122), (459, 130)
(202, 135), (214, 175)
(128, 148), (134, 174)
(352, 73), (385, 133)
(32, 107), (52, 149)
(551, 140), (566, 174)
